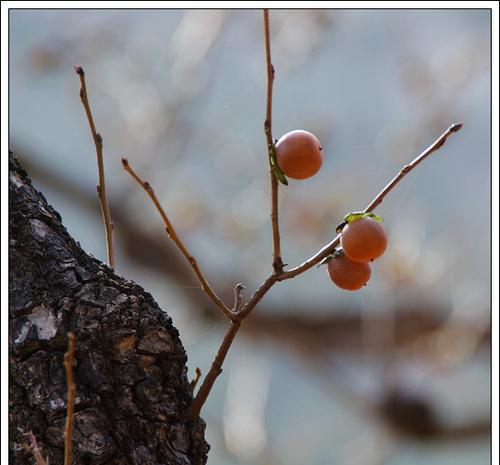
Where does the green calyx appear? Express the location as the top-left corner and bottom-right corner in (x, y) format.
(336, 211), (383, 233)
(269, 142), (288, 186)
(318, 254), (333, 267)
(317, 248), (344, 267)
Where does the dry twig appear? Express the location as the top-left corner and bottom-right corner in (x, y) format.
(263, 9), (284, 273)
(190, 367), (202, 392)
(186, 320), (241, 420)
(75, 66), (115, 268)
(63, 332), (76, 465)
(121, 158), (235, 321)
(26, 431), (48, 465)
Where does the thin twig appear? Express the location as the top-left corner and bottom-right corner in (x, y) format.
(63, 332), (76, 465)
(186, 320), (241, 420)
(26, 432), (48, 465)
(190, 367), (202, 392)
(75, 66), (115, 268)
(263, 9), (283, 273)
(278, 123), (463, 280)
(232, 283), (245, 311)
(238, 273), (277, 320)
(121, 158), (235, 320)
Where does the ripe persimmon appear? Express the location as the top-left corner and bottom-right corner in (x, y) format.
(327, 251), (371, 290)
(341, 216), (387, 263)
(275, 130), (323, 179)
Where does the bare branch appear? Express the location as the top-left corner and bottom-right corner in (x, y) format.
(26, 432), (48, 465)
(238, 273), (277, 320)
(190, 367), (202, 392)
(75, 66), (115, 268)
(365, 122), (463, 212)
(121, 157), (235, 321)
(186, 320), (241, 421)
(63, 332), (76, 465)
(232, 283), (245, 311)
(278, 123), (463, 280)
(263, 9), (283, 273)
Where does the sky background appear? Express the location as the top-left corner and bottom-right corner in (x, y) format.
(9, 8), (491, 465)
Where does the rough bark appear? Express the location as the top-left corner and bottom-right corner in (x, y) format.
(9, 153), (209, 465)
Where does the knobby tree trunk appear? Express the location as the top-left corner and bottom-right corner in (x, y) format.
(9, 153), (209, 465)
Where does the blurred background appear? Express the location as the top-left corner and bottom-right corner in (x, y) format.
(9, 8), (491, 465)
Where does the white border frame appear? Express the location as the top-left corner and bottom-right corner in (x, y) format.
(1, 3), (497, 465)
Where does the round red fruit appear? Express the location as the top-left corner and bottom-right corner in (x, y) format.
(341, 217), (387, 263)
(327, 252), (372, 290)
(275, 130), (323, 180)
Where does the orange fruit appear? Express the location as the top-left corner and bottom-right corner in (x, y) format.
(341, 217), (387, 263)
(327, 252), (372, 290)
(275, 130), (323, 179)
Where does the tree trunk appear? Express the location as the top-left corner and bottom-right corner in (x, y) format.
(9, 153), (209, 465)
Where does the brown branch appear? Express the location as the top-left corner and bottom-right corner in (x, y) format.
(232, 282), (245, 311)
(190, 367), (202, 392)
(186, 278), (276, 420)
(186, 320), (241, 421)
(121, 157), (235, 321)
(238, 273), (277, 319)
(75, 66), (115, 268)
(364, 122), (463, 212)
(26, 432), (48, 465)
(63, 332), (76, 465)
(278, 122), (463, 280)
(263, 9), (283, 274)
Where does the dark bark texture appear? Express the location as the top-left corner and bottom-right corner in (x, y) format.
(9, 153), (209, 465)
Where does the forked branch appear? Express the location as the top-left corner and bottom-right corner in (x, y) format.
(75, 66), (115, 268)
(120, 9), (463, 423)
(278, 122), (463, 280)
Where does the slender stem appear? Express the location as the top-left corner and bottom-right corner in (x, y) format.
(238, 273), (278, 320)
(26, 432), (47, 465)
(75, 66), (115, 268)
(186, 320), (241, 421)
(121, 158), (235, 321)
(184, 11), (283, 420)
(263, 9), (283, 273)
(278, 123), (463, 280)
(364, 122), (463, 212)
(232, 283), (246, 311)
(190, 367), (202, 392)
(64, 332), (76, 465)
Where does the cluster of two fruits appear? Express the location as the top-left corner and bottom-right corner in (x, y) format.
(274, 129), (388, 291)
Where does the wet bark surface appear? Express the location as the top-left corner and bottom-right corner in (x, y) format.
(9, 153), (209, 465)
